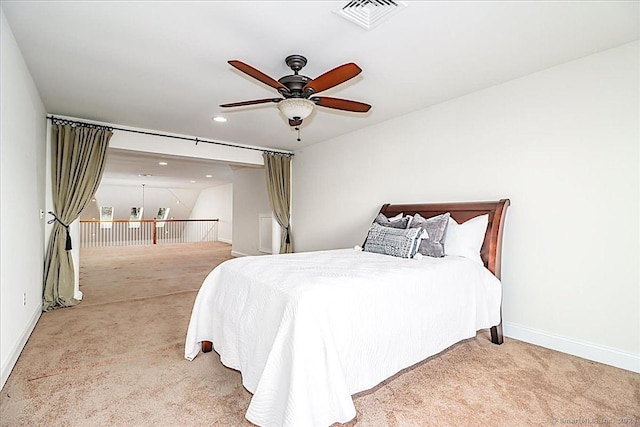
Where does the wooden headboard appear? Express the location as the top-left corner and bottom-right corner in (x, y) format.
(379, 199), (510, 279)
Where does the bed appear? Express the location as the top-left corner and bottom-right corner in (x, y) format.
(185, 199), (510, 427)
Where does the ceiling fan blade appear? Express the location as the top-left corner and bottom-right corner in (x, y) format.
(303, 63), (362, 95)
(228, 60), (290, 93)
(220, 98), (282, 108)
(288, 118), (303, 127)
(311, 96), (371, 113)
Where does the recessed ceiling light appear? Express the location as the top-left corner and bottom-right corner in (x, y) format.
(205, 174), (213, 178)
(138, 173), (153, 177)
(158, 161), (168, 166)
(190, 180), (196, 183)
(213, 116), (227, 123)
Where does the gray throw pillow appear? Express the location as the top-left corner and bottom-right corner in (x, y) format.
(409, 212), (450, 257)
(363, 223), (424, 259)
(373, 213), (410, 229)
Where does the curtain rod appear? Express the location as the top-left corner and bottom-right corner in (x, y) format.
(46, 115), (294, 156)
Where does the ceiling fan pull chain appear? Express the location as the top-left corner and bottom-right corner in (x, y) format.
(296, 126), (301, 142)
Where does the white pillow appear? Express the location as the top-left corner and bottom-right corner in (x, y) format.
(445, 214), (489, 265)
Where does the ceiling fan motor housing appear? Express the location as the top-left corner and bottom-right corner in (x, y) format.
(277, 54), (313, 97)
(278, 75), (312, 97)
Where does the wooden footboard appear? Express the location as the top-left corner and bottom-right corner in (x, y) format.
(202, 340), (213, 353)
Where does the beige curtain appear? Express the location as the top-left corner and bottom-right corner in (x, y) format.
(43, 122), (112, 311)
(263, 152), (293, 254)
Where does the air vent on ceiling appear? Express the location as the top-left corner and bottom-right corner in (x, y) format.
(335, 0), (407, 30)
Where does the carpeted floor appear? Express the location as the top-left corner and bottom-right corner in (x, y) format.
(1, 242), (638, 426)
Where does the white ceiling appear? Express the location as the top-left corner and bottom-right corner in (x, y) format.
(3, 1), (638, 186)
(101, 148), (237, 190)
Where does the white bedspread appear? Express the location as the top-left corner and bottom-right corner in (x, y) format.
(185, 249), (501, 427)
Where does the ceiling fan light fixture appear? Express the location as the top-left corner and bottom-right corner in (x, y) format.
(278, 98), (314, 121)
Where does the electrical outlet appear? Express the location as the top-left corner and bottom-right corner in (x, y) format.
(23, 292), (27, 306)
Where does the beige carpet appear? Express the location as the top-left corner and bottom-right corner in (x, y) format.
(1, 242), (638, 426)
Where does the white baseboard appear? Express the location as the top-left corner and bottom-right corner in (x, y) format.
(503, 322), (640, 374)
(232, 250), (272, 257)
(218, 238), (232, 244)
(1, 306), (41, 390)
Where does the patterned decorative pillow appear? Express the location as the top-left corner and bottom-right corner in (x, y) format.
(373, 212), (410, 229)
(409, 212), (450, 257)
(362, 213), (411, 248)
(363, 223), (424, 258)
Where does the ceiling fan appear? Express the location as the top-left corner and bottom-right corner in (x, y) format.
(220, 55), (371, 129)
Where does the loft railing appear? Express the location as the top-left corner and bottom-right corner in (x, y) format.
(79, 219), (219, 248)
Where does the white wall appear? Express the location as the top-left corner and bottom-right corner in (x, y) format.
(1, 11), (47, 389)
(231, 166), (272, 257)
(190, 183), (233, 243)
(292, 42), (639, 372)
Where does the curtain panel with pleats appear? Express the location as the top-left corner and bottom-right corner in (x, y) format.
(43, 122), (112, 311)
(263, 152), (293, 254)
